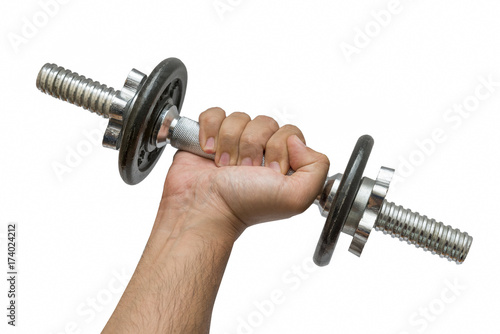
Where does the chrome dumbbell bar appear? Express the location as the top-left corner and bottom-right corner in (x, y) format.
(36, 58), (473, 266)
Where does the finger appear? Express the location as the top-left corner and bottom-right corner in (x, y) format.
(215, 112), (251, 166)
(282, 135), (330, 212)
(199, 107), (226, 154)
(264, 124), (305, 174)
(237, 115), (279, 166)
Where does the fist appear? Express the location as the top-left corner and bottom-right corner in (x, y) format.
(157, 108), (330, 238)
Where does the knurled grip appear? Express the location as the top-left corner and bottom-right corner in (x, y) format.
(170, 117), (216, 160)
(170, 116), (294, 175)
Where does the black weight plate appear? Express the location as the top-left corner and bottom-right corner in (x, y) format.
(119, 58), (187, 185)
(313, 135), (374, 266)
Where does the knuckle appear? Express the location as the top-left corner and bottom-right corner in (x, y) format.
(240, 133), (261, 148)
(202, 117), (222, 129)
(281, 124), (300, 133)
(255, 115), (279, 130)
(229, 111), (251, 121)
(200, 107), (225, 122)
(208, 107), (226, 115)
(211, 107), (225, 113)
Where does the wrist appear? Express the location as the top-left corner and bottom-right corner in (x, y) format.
(153, 197), (244, 247)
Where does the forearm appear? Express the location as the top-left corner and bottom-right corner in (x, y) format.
(102, 205), (238, 334)
(101, 109), (329, 332)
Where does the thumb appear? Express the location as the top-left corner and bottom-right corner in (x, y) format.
(283, 135), (330, 210)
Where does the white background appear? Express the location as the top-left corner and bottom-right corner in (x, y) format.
(1, 1), (499, 333)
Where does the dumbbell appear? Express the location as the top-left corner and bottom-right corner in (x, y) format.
(36, 58), (473, 266)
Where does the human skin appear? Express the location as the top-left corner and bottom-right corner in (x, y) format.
(102, 108), (330, 333)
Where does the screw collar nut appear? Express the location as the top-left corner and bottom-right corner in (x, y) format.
(103, 69), (147, 150)
(348, 167), (393, 257)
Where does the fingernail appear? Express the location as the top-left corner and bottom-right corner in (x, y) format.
(205, 137), (215, 153)
(269, 161), (281, 173)
(219, 152), (230, 166)
(241, 157), (253, 166)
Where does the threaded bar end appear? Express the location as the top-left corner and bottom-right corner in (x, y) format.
(374, 201), (472, 264)
(36, 63), (118, 118)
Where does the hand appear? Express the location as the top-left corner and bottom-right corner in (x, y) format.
(104, 108), (330, 333)
(155, 107), (330, 240)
